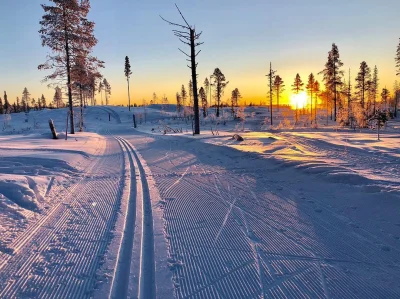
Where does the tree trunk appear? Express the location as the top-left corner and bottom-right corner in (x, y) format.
(190, 30), (200, 134)
(269, 64), (273, 126)
(64, 19), (74, 134)
(127, 79), (131, 111)
(79, 84), (83, 131)
(49, 119), (58, 139)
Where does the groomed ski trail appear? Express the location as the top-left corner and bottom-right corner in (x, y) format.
(0, 136), (124, 299)
(110, 137), (156, 299)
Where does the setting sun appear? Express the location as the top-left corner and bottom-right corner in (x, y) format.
(290, 91), (308, 109)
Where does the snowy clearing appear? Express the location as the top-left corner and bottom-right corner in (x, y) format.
(0, 105), (399, 298)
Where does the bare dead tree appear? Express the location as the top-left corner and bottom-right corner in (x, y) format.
(160, 4), (203, 134)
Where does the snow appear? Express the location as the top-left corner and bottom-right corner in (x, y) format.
(0, 105), (399, 298)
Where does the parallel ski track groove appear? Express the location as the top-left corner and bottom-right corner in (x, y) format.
(109, 137), (137, 299)
(118, 137), (156, 299)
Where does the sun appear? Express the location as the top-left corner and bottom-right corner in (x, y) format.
(290, 91), (307, 109)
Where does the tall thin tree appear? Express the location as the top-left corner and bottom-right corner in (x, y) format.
(306, 73), (315, 119)
(181, 85), (187, 117)
(273, 75), (285, 112)
(292, 73), (304, 123)
(125, 56), (132, 111)
(355, 61), (371, 109)
(266, 62), (276, 125)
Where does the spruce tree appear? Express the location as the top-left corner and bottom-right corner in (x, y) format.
(371, 66), (379, 114)
(103, 78), (111, 105)
(292, 73), (304, 123)
(355, 61), (371, 109)
(203, 78), (210, 109)
(313, 80), (320, 123)
(22, 87), (30, 112)
(125, 56), (132, 111)
(211, 68), (229, 117)
(98, 81), (104, 105)
(0, 97), (3, 114)
(41, 94), (47, 109)
(381, 88), (390, 110)
(273, 75), (285, 112)
(176, 92), (182, 114)
(16, 97), (21, 113)
(39, 0), (99, 134)
(396, 38), (400, 77)
(306, 73), (315, 118)
(181, 85), (187, 117)
(4, 92), (9, 113)
(319, 44), (344, 121)
(199, 87), (207, 117)
(188, 80), (193, 110)
(230, 88), (241, 118)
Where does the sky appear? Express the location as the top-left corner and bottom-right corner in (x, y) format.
(0, 0), (399, 107)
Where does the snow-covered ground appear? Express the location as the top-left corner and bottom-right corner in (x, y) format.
(0, 105), (399, 298)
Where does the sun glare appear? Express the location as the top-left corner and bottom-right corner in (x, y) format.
(290, 91), (307, 109)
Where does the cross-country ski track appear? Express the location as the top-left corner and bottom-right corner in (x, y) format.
(0, 106), (400, 298)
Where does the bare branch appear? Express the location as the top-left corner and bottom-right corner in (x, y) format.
(195, 50), (202, 57)
(172, 29), (190, 36)
(159, 15), (189, 30)
(174, 33), (190, 40)
(195, 31), (203, 39)
(178, 48), (190, 57)
(179, 38), (191, 46)
(195, 42), (204, 47)
(175, 4), (191, 29)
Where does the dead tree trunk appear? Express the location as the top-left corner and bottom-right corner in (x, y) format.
(161, 4), (203, 135)
(49, 119), (58, 139)
(190, 29), (200, 134)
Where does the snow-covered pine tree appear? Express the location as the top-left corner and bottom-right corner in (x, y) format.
(39, 0), (99, 134)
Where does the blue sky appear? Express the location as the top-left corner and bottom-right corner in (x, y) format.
(0, 0), (399, 105)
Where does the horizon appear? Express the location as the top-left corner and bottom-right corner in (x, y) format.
(0, 0), (399, 106)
